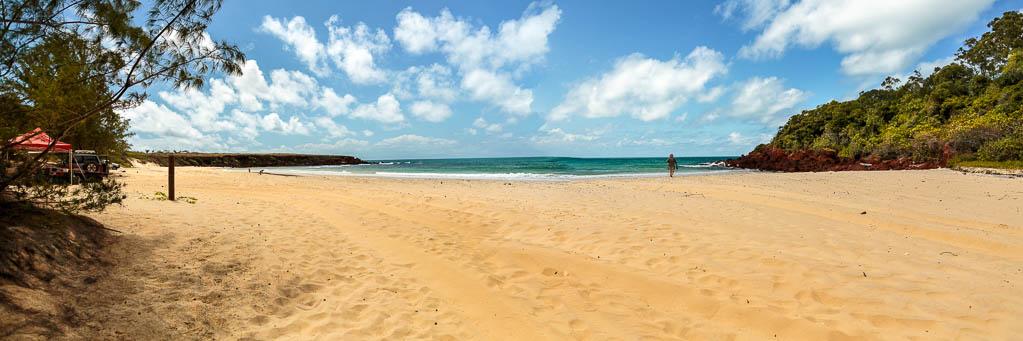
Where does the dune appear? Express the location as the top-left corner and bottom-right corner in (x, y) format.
(71, 164), (1022, 339)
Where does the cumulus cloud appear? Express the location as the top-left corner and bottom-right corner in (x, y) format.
(227, 60), (320, 111)
(376, 134), (456, 147)
(461, 69), (533, 115)
(260, 15), (391, 83)
(291, 138), (371, 154)
(393, 3), (561, 71)
(392, 64), (458, 102)
(122, 59), (352, 149)
(122, 101), (206, 140)
(231, 110), (312, 136)
(120, 101), (227, 151)
(531, 125), (604, 144)
(410, 101), (453, 122)
(259, 16), (329, 75)
(351, 93), (405, 124)
(393, 3), (558, 115)
(315, 88), (357, 117)
(325, 16), (391, 84)
(615, 137), (676, 147)
(157, 79), (237, 132)
(550, 47), (727, 122)
(733, 0), (995, 76)
(472, 117), (503, 134)
(715, 0), (790, 31)
(728, 131), (772, 146)
(313, 116), (353, 137)
(729, 76), (807, 123)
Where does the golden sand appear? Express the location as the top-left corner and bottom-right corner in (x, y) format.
(82, 164), (1022, 339)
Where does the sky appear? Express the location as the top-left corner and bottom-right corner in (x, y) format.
(121, 0), (1021, 159)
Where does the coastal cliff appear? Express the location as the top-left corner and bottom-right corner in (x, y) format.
(132, 153), (367, 168)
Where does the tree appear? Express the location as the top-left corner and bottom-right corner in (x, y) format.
(0, 0), (244, 210)
(761, 11), (1023, 165)
(6, 34), (133, 157)
(957, 11), (1023, 76)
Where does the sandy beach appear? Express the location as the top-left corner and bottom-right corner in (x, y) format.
(73, 165), (1022, 340)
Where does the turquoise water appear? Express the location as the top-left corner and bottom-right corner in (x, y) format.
(265, 156), (736, 179)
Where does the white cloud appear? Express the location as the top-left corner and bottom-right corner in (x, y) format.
(259, 16), (329, 75)
(227, 60), (319, 111)
(362, 130), (374, 137)
(393, 3), (561, 71)
(377, 134), (456, 147)
(351, 93), (405, 124)
(158, 79), (237, 132)
(314, 116), (353, 137)
(728, 132), (773, 146)
(325, 16), (391, 84)
(410, 101), (453, 122)
(461, 69), (533, 115)
(393, 3), (558, 116)
(730, 76), (807, 123)
(266, 68), (320, 107)
(261, 113), (311, 135)
(735, 0), (995, 76)
(616, 137), (676, 147)
(122, 101), (205, 139)
(531, 125), (604, 144)
(392, 64), (458, 102)
(715, 0), (791, 31)
(472, 117), (503, 134)
(291, 138), (371, 154)
(675, 112), (689, 123)
(698, 86), (726, 103)
(231, 110), (312, 136)
(914, 56), (956, 77)
(550, 47), (727, 122)
(315, 88), (357, 117)
(260, 15), (391, 83)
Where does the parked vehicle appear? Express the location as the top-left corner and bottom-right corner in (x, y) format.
(47, 151), (111, 182)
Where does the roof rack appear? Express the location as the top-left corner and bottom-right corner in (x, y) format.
(75, 150), (96, 154)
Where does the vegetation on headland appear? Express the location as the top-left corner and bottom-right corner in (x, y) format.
(731, 12), (1023, 171)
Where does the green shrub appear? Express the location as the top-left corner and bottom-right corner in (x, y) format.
(977, 134), (1023, 161)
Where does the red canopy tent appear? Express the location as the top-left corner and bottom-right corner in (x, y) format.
(9, 128), (72, 152)
(7, 128), (78, 184)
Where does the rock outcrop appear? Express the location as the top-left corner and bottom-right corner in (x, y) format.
(725, 146), (942, 172)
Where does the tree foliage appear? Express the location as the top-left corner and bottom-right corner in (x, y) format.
(0, 0), (244, 211)
(766, 11), (1023, 164)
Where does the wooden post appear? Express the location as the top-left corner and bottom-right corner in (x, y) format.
(168, 154), (175, 201)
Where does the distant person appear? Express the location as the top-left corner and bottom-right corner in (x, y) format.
(667, 153), (677, 177)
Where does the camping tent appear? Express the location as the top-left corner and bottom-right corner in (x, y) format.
(9, 128), (72, 152)
(7, 128), (76, 184)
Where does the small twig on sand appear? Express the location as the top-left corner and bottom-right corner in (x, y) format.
(99, 225), (125, 234)
(940, 251), (959, 256)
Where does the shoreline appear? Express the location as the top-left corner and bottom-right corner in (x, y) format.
(222, 167), (743, 181)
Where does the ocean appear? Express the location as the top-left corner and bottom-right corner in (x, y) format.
(257, 156), (738, 180)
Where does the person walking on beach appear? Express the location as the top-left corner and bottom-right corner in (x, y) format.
(667, 153), (678, 177)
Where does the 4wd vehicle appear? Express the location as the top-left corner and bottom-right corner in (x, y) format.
(47, 151), (111, 182)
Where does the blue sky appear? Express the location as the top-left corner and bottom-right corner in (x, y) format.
(122, 0), (1020, 159)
